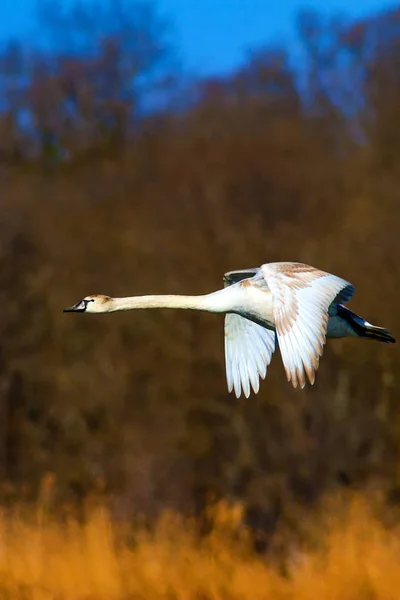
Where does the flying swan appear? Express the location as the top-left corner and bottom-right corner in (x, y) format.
(64, 262), (395, 398)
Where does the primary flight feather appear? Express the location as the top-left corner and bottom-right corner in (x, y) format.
(64, 262), (395, 398)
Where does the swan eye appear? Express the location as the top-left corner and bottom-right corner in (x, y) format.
(83, 299), (95, 309)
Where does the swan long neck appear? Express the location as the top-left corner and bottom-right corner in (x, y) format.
(109, 289), (234, 313)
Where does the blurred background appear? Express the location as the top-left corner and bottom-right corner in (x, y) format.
(0, 0), (399, 552)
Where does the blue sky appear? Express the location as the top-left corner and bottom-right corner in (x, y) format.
(0, 0), (397, 74)
(160, 0), (396, 73)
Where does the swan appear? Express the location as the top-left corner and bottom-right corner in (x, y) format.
(64, 262), (395, 398)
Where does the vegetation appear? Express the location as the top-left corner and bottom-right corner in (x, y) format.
(0, 0), (399, 580)
(1, 491), (400, 599)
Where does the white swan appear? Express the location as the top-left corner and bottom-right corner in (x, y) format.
(64, 262), (395, 398)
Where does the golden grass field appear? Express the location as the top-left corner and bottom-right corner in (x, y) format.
(0, 488), (399, 600)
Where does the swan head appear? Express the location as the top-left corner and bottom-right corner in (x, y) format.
(63, 294), (114, 314)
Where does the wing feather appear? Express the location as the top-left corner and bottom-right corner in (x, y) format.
(261, 262), (354, 388)
(224, 313), (276, 399)
(223, 268), (260, 288)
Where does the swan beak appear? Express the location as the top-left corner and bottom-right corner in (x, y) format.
(63, 300), (86, 312)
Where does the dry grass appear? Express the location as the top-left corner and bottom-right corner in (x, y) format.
(0, 492), (399, 599)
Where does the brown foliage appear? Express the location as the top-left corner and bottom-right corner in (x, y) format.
(0, 491), (400, 599)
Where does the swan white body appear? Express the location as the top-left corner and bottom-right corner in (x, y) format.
(64, 262), (395, 398)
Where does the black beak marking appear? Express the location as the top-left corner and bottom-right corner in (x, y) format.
(63, 299), (94, 313)
(63, 303), (85, 313)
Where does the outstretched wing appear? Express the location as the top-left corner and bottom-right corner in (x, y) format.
(223, 267), (276, 398)
(261, 262), (354, 389)
(224, 313), (276, 398)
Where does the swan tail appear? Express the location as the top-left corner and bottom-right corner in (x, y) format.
(337, 305), (396, 344)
